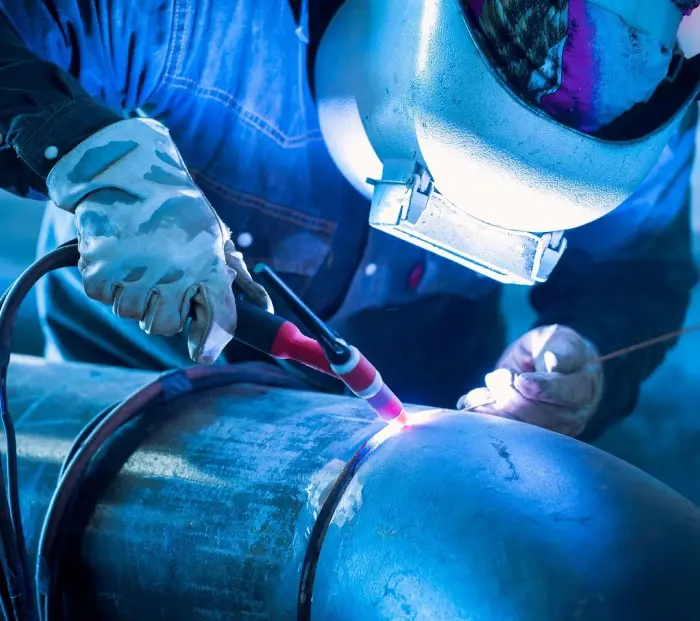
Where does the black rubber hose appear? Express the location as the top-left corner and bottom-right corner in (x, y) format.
(0, 568), (14, 621)
(1, 240), (378, 621)
(0, 246), (79, 352)
(0, 243), (307, 619)
(0, 242), (81, 621)
(58, 403), (119, 479)
(36, 363), (302, 620)
(0, 371), (22, 621)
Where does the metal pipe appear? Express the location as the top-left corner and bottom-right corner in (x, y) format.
(6, 355), (700, 620)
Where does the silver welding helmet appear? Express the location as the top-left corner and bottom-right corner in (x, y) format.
(315, 0), (700, 285)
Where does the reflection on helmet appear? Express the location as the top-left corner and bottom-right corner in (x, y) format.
(464, 0), (677, 132)
(315, 0), (699, 285)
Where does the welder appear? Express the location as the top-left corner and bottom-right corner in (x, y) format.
(0, 0), (698, 442)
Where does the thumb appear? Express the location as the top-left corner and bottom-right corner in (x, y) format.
(533, 326), (589, 374)
(224, 240), (272, 312)
(188, 285), (237, 364)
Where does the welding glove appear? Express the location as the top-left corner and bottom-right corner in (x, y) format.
(47, 117), (270, 364)
(458, 325), (604, 437)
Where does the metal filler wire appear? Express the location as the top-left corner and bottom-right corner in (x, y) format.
(462, 322), (700, 412)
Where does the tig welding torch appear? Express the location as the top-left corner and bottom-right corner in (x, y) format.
(234, 265), (407, 425)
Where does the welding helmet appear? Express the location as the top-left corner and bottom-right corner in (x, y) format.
(314, 0), (700, 285)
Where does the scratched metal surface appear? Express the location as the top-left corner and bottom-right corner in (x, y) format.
(312, 410), (700, 620)
(6, 355), (700, 620)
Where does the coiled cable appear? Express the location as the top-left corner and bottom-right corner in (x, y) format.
(0, 241), (308, 620)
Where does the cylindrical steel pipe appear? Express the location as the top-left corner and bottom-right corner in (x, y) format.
(6, 355), (700, 620)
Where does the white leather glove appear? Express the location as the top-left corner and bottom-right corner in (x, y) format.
(47, 117), (270, 364)
(458, 325), (604, 437)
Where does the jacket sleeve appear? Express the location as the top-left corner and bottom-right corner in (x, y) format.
(0, 11), (121, 195)
(530, 123), (699, 442)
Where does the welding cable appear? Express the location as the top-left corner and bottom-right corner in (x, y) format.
(0, 239), (76, 313)
(0, 241), (401, 621)
(0, 573), (13, 621)
(0, 242), (304, 619)
(0, 393), (30, 621)
(0, 388), (23, 621)
(0, 371), (25, 621)
(0, 242), (79, 621)
(0, 491), (21, 621)
(35, 363), (301, 621)
(57, 403), (120, 479)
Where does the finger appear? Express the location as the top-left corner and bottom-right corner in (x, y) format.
(141, 286), (192, 336)
(112, 285), (153, 321)
(458, 388), (525, 425)
(236, 275), (272, 312)
(77, 256), (89, 275)
(188, 284), (237, 364)
(224, 241), (273, 311)
(487, 384), (586, 435)
(479, 370), (581, 432)
(515, 371), (600, 409)
(81, 263), (115, 305)
(484, 368), (516, 403)
(534, 326), (589, 374)
(524, 324), (559, 358)
(457, 387), (493, 411)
